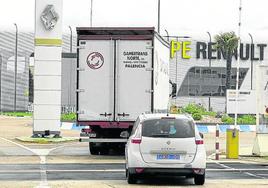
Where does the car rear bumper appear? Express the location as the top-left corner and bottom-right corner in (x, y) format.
(128, 168), (205, 176)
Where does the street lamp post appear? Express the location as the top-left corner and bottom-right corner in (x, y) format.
(157, 0), (160, 33)
(248, 33), (253, 90)
(207, 31), (212, 111)
(14, 23), (18, 112)
(90, 0), (93, 27)
(164, 29), (169, 41)
(0, 52), (2, 112)
(68, 26), (73, 111)
(68, 26), (73, 53)
(235, 0), (242, 129)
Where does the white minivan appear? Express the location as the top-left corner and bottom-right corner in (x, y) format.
(125, 113), (206, 185)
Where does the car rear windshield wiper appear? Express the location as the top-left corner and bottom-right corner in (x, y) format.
(150, 133), (170, 137)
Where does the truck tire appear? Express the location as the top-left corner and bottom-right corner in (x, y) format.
(194, 173), (205, 185)
(89, 143), (99, 155)
(99, 146), (109, 155)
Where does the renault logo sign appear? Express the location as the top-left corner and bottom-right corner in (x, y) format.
(40, 5), (59, 30)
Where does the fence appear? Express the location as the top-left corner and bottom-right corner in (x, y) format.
(0, 50), (29, 111)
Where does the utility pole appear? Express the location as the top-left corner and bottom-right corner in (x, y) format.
(234, 0), (242, 128)
(14, 23), (18, 112)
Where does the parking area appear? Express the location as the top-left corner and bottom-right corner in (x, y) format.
(0, 116), (267, 188)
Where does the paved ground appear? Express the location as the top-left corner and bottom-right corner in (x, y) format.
(0, 162), (268, 181)
(0, 116), (267, 187)
(0, 162), (268, 187)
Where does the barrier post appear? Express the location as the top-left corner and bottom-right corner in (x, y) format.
(215, 124), (220, 160)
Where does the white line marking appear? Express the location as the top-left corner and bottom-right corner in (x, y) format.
(244, 172), (265, 179)
(215, 161), (266, 179)
(0, 137), (36, 154)
(0, 168), (268, 173)
(0, 169), (126, 173)
(0, 137), (63, 188)
(215, 162), (234, 169)
(257, 174), (268, 176)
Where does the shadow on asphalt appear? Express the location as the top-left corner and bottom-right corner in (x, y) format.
(136, 176), (196, 186)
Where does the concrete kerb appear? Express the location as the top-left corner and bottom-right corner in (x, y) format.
(62, 122), (257, 133)
(15, 136), (78, 143)
(197, 124), (256, 133)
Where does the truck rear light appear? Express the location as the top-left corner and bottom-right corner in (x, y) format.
(131, 138), (142, 144)
(135, 168), (144, 173)
(195, 140), (204, 145)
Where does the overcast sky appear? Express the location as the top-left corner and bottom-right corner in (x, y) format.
(1, 0), (268, 41)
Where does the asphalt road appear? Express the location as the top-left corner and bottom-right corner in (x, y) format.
(0, 162), (267, 182)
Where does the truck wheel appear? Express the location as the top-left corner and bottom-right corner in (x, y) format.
(99, 146), (109, 155)
(89, 143), (99, 155)
(194, 173), (205, 185)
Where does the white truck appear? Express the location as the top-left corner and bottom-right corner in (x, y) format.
(76, 27), (171, 154)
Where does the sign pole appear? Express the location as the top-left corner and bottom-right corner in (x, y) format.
(33, 0), (63, 138)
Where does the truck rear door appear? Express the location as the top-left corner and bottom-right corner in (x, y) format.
(78, 40), (114, 121)
(116, 40), (152, 121)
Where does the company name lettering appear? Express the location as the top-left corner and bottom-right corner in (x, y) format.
(170, 40), (267, 61)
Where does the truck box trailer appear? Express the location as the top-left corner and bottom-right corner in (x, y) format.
(76, 27), (170, 154)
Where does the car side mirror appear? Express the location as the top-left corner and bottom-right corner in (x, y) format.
(199, 133), (204, 139)
(171, 83), (177, 98)
(169, 80), (177, 98)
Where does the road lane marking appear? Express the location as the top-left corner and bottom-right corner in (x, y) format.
(215, 161), (266, 179)
(0, 169), (126, 173)
(257, 174), (268, 176)
(1, 168), (268, 173)
(0, 137), (63, 188)
(0, 137), (36, 154)
(244, 172), (266, 179)
(215, 162), (234, 169)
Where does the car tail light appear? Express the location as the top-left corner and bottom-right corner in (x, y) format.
(131, 126), (142, 144)
(195, 140), (204, 145)
(135, 168), (144, 173)
(131, 138), (142, 144)
(193, 168), (204, 175)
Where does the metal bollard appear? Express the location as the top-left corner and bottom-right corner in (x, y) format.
(215, 124), (220, 160)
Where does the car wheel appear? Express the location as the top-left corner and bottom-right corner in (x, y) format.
(127, 170), (137, 184)
(194, 173), (205, 185)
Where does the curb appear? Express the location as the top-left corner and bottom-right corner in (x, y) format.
(61, 122), (257, 133)
(16, 136), (78, 143)
(197, 124), (256, 133)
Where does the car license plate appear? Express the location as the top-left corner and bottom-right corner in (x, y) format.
(80, 132), (97, 137)
(156, 154), (180, 160)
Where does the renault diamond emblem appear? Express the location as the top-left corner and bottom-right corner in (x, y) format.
(40, 5), (59, 30)
(166, 141), (171, 145)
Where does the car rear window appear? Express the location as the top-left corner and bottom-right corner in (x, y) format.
(142, 118), (195, 138)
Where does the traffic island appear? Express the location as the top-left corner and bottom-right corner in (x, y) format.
(15, 136), (78, 144)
